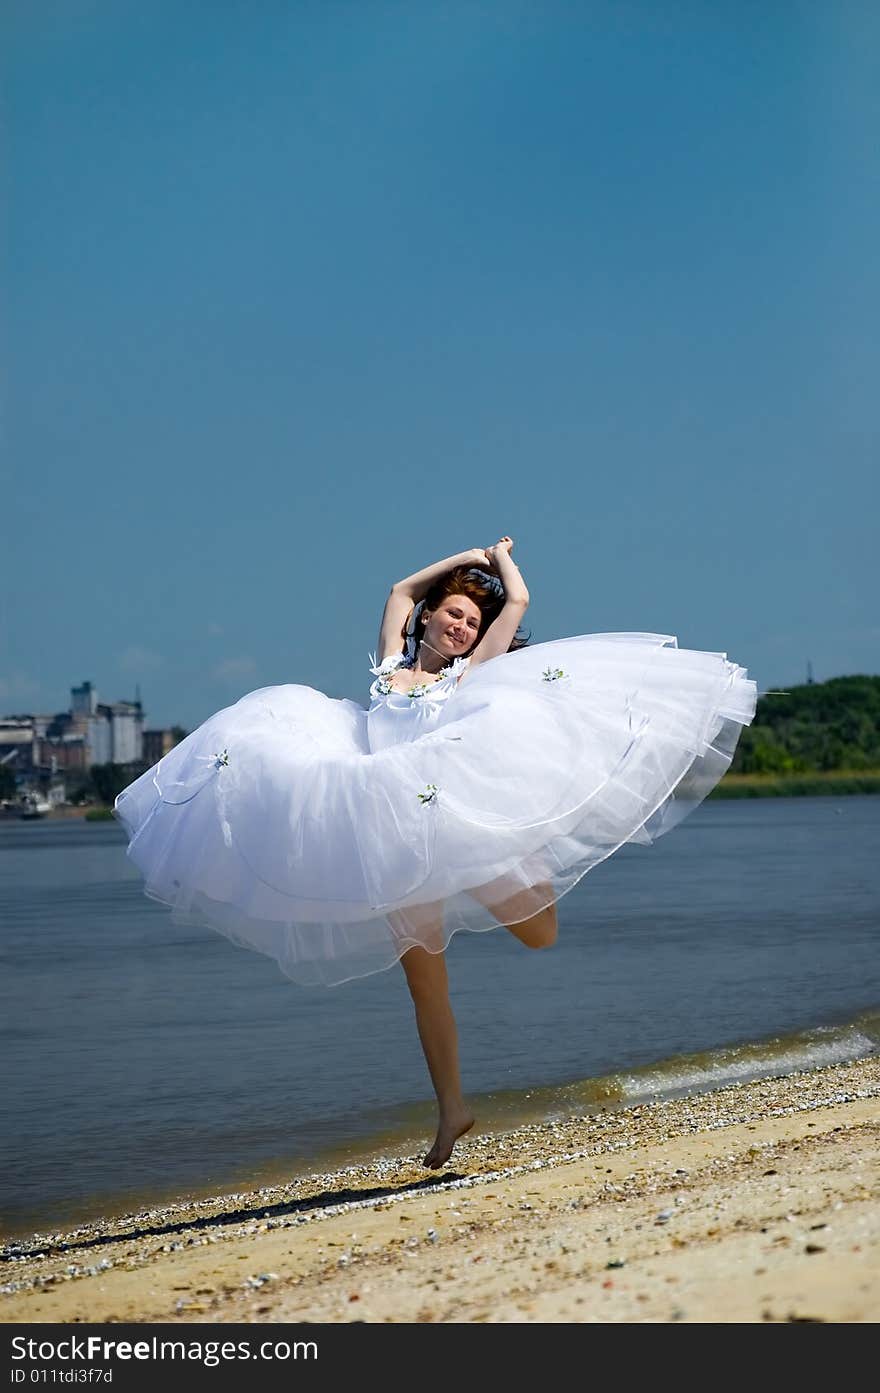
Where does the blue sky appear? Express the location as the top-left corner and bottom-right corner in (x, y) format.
(4, 1), (878, 731)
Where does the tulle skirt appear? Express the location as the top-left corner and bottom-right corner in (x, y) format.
(114, 633), (757, 986)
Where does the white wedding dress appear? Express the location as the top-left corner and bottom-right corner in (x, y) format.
(114, 634), (756, 985)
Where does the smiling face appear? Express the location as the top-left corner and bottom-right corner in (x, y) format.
(421, 592), (483, 659)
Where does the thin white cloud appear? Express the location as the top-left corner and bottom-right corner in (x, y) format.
(213, 656), (257, 684)
(0, 671), (42, 705)
(119, 645), (165, 672)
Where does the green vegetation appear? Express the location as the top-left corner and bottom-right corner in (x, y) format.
(89, 761), (147, 807)
(84, 807), (117, 821)
(710, 674), (880, 797)
(730, 675), (880, 774)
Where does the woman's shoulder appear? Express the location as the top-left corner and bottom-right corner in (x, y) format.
(369, 650), (411, 678)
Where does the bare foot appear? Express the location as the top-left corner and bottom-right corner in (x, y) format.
(423, 1109), (475, 1169)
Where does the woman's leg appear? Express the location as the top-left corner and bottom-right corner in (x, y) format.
(469, 877), (558, 949)
(398, 938), (474, 1169)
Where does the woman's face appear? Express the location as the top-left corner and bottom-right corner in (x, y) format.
(422, 593), (483, 658)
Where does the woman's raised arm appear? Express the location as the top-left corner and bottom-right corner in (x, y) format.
(375, 548), (490, 663)
(465, 538), (529, 670)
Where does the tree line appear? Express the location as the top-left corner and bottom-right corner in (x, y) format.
(731, 675), (880, 774)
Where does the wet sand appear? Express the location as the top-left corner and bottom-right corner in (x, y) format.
(3, 1056), (879, 1324)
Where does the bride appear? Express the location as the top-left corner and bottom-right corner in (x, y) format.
(378, 537), (559, 1166)
(115, 536), (756, 1169)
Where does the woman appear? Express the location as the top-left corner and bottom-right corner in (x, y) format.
(376, 538), (556, 1167)
(115, 537), (756, 1170)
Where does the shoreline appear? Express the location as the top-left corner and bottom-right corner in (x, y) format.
(709, 771), (880, 798)
(2, 773), (879, 826)
(4, 1055), (879, 1323)
(4, 1007), (878, 1248)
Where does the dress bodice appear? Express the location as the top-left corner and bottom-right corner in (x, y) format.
(366, 651), (470, 752)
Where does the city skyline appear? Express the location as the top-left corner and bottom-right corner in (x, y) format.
(0, 678), (174, 793)
(0, 654), (858, 732)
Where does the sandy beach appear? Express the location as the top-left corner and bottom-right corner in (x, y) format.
(3, 1056), (878, 1325)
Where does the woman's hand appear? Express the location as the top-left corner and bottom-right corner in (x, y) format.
(484, 536), (514, 570)
(462, 547), (492, 569)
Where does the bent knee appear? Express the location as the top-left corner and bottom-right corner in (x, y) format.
(514, 908), (558, 949)
(524, 925), (558, 949)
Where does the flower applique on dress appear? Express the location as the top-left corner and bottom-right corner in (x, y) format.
(368, 651), (412, 698)
(437, 655), (470, 683)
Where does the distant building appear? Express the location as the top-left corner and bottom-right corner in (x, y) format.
(38, 716), (89, 772)
(104, 700), (143, 763)
(143, 729), (178, 765)
(71, 681), (99, 717)
(85, 710), (111, 764)
(0, 718), (40, 776)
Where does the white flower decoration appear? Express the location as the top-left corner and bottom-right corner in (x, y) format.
(438, 655), (469, 681)
(213, 748), (230, 768)
(417, 783), (439, 805)
(542, 666), (567, 683)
